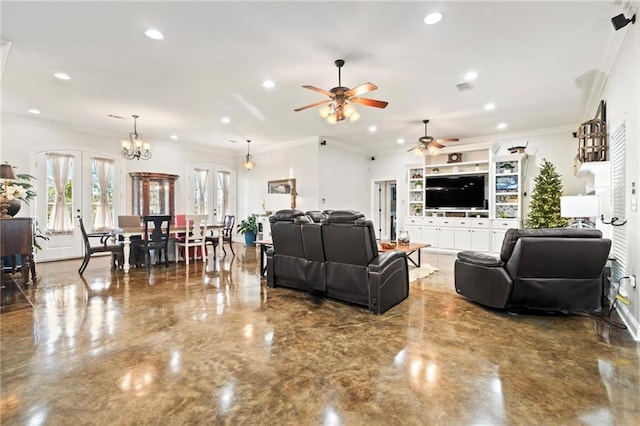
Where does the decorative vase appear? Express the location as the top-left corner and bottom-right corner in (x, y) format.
(244, 231), (256, 246)
(7, 199), (21, 217)
(398, 230), (410, 246)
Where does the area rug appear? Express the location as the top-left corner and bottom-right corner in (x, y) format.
(409, 264), (439, 282)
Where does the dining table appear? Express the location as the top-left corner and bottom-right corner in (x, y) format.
(112, 223), (224, 273)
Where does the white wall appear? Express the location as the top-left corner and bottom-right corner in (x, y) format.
(235, 138), (319, 225)
(1, 115), (238, 217)
(600, 21), (640, 338)
(318, 139), (371, 214)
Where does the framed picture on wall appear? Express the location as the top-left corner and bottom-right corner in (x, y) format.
(267, 179), (295, 194)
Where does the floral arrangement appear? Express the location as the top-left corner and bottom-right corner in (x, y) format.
(0, 173), (36, 203)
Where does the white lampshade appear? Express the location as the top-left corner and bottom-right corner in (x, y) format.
(560, 195), (599, 218)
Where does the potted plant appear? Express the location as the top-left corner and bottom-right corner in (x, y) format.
(237, 213), (258, 246)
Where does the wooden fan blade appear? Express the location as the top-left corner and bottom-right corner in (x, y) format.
(345, 82), (377, 97)
(302, 85), (335, 97)
(350, 97), (389, 109)
(435, 138), (460, 143)
(431, 141), (445, 149)
(294, 99), (331, 112)
(407, 145), (420, 153)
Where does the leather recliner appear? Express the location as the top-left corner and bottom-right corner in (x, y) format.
(267, 209), (308, 291)
(454, 228), (611, 312)
(321, 211), (409, 314)
(267, 209), (409, 314)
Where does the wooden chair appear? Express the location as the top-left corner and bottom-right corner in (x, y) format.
(205, 215), (235, 257)
(175, 215), (208, 265)
(131, 215), (172, 269)
(78, 216), (123, 275)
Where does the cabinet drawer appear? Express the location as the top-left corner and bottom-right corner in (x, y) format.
(437, 218), (455, 227)
(491, 219), (520, 230)
(453, 219), (471, 228)
(471, 219), (490, 229)
(405, 217), (423, 226)
(423, 218), (438, 227)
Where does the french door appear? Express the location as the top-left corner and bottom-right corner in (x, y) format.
(34, 150), (123, 262)
(186, 164), (235, 224)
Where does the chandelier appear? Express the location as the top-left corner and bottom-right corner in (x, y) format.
(242, 140), (255, 170)
(318, 100), (360, 124)
(121, 115), (151, 160)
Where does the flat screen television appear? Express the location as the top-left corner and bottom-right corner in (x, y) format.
(424, 175), (486, 209)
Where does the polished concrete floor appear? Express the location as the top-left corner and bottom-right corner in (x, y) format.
(1, 246), (639, 425)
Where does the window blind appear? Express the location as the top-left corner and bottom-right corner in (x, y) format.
(610, 122), (626, 283)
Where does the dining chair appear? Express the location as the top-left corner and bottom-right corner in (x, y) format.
(131, 215), (172, 269)
(175, 214), (208, 265)
(77, 216), (123, 275)
(205, 214), (235, 257)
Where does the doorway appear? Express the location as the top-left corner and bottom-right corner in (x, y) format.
(373, 180), (397, 241)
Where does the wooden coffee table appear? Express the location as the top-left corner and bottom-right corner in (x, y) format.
(378, 242), (430, 267)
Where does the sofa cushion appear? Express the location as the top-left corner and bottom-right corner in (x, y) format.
(457, 251), (504, 267)
(500, 228), (603, 262)
(269, 209), (305, 223)
(325, 210), (365, 223)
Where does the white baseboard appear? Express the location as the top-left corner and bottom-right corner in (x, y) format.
(616, 303), (640, 341)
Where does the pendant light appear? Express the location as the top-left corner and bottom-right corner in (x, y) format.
(242, 140), (255, 170)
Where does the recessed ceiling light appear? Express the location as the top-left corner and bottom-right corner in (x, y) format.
(497, 123), (508, 129)
(484, 103), (496, 111)
(464, 71), (478, 81)
(144, 29), (164, 40)
(53, 72), (71, 80)
(262, 80), (275, 89)
(397, 138), (405, 145)
(28, 109), (40, 114)
(170, 135), (178, 140)
(221, 117), (231, 124)
(369, 126), (377, 133)
(424, 13), (442, 25)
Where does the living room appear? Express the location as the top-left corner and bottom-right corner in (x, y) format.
(1, 1), (639, 423)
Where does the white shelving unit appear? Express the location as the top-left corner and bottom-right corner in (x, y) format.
(489, 153), (527, 254)
(408, 166), (425, 216)
(403, 143), (496, 252)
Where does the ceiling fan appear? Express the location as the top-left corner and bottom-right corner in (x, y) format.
(294, 59), (388, 124)
(408, 119), (459, 156)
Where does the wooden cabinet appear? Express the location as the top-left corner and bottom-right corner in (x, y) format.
(130, 172), (179, 217)
(1, 218), (35, 283)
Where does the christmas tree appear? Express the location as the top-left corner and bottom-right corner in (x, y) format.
(526, 159), (568, 229)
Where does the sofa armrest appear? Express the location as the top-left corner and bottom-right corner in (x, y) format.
(457, 251), (503, 267)
(368, 252), (409, 314)
(369, 250), (407, 273)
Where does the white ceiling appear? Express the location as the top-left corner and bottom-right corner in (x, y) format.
(0, 1), (629, 155)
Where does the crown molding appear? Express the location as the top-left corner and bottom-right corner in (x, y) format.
(372, 124), (577, 156)
(2, 112), (238, 156)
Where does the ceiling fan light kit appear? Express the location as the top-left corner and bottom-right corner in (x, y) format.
(294, 59), (388, 124)
(408, 119), (460, 156)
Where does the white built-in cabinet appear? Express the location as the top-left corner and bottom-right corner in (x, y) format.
(404, 145), (526, 253)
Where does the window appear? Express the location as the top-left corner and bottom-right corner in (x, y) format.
(216, 171), (230, 218)
(611, 122), (626, 284)
(46, 153), (74, 233)
(91, 157), (115, 231)
(193, 168), (209, 214)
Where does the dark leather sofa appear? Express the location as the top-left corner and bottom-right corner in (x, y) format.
(266, 209), (409, 314)
(454, 228), (611, 312)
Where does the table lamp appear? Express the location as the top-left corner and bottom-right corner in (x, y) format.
(560, 195), (599, 228)
(1, 161), (17, 218)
